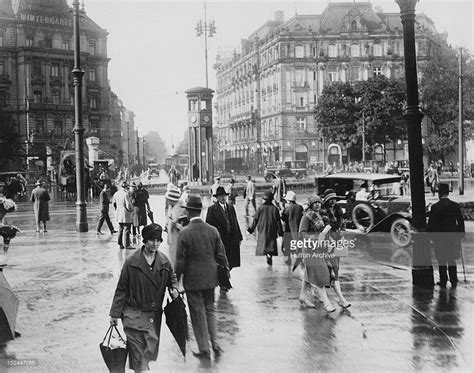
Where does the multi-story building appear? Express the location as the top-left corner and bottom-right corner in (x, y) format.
(0, 0), (115, 178)
(214, 2), (446, 173)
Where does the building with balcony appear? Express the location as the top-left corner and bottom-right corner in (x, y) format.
(0, 0), (114, 178)
(214, 2), (446, 173)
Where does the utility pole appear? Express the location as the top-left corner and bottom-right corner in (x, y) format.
(72, 0), (88, 232)
(458, 47), (464, 195)
(396, 0), (433, 288)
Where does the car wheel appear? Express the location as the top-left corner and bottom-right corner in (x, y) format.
(352, 203), (375, 232)
(390, 218), (412, 248)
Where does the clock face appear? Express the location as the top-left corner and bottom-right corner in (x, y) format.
(190, 115), (197, 123)
(203, 115), (210, 123)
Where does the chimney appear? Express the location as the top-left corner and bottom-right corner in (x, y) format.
(274, 10), (284, 22)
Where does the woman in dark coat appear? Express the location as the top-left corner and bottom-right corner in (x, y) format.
(110, 223), (179, 372)
(30, 180), (50, 233)
(132, 182), (151, 236)
(247, 190), (283, 266)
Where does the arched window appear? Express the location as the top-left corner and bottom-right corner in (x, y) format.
(351, 44), (360, 57)
(351, 20), (357, 30)
(328, 44), (337, 58)
(295, 45), (304, 58)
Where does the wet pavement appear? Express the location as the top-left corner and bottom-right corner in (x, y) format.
(0, 192), (473, 372)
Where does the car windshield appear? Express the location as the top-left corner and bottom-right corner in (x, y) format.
(372, 182), (402, 197)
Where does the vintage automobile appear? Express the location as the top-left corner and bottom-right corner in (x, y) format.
(315, 173), (413, 247)
(264, 160), (307, 181)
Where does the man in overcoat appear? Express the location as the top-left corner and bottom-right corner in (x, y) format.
(247, 190), (283, 265)
(110, 223), (179, 372)
(96, 183), (116, 235)
(30, 180), (50, 233)
(272, 171), (287, 210)
(112, 180), (133, 249)
(243, 176), (256, 216)
(206, 186), (242, 276)
(427, 183), (465, 288)
(281, 191), (303, 265)
(175, 194), (229, 359)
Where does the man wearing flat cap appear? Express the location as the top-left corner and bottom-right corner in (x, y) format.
(175, 194), (229, 359)
(206, 186), (242, 278)
(110, 223), (179, 371)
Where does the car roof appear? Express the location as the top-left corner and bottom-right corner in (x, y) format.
(317, 172), (401, 182)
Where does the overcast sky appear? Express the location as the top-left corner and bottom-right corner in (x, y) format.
(78, 0), (474, 153)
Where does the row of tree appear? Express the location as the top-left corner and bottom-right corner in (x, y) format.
(315, 47), (474, 162)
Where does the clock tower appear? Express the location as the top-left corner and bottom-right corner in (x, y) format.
(186, 87), (214, 184)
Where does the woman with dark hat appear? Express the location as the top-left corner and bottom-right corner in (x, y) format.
(321, 189), (350, 309)
(109, 223), (179, 372)
(247, 190), (283, 266)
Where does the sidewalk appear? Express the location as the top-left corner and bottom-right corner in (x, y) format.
(0, 196), (473, 372)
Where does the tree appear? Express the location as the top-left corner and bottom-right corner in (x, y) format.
(314, 76), (406, 156)
(144, 131), (167, 164)
(314, 82), (358, 147)
(419, 47), (474, 161)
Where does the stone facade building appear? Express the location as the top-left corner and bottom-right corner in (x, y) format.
(214, 2), (446, 173)
(0, 0), (139, 178)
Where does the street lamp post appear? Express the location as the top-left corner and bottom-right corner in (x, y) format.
(195, 0), (216, 88)
(396, 0), (433, 288)
(458, 48), (464, 195)
(72, 0), (88, 232)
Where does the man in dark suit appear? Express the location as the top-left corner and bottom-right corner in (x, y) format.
(427, 183), (465, 288)
(175, 194), (229, 359)
(96, 183), (116, 235)
(206, 187), (242, 281)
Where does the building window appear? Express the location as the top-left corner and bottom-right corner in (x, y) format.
(351, 44), (360, 57)
(51, 64), (59, 77)
(89, 41), (96, 55)
(373, 44), (382, 57)
(295, 69), (305, 87)
(351, 20), (357, 30)
(275, 117), (279, 136)
(89, 68), (96, 82)
(312, 46), (316, 56)
(61, 40), (70, 50)
(90, 121), (99, 135)
(328, 44), (337, 58)
(33, 61), (41, 75)
(297, 117), (306, 131)
(373, 67), (382, 77)
(295, 45), (304, 58)
(0, 91), (6, 106)
(350, 66), (360, 81)
(44, 37), (52, 48)
(0, 35), (3, 47)
(33, 90), (42, 104)
(52, 91), (60, 105)
(26, 36), (34, 47)
(36, 119), (45, 135)
(0, 61), (4, 75)
(54, 120), (63, 135)
(89, 95), (98, 109)
(299, 97), (305, 107)
(328, 71), (338, 82)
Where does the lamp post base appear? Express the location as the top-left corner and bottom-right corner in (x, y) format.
(76, 202), (88, 232)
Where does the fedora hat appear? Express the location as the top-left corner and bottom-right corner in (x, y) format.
(183, 194), (203, 210)
(322, 189), (337, 204)
(213, 186), (228, 197)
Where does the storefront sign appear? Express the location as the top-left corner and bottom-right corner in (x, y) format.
(18, 13), (73, 27)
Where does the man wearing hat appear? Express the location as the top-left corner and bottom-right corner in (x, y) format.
(271, 170), (287, 210)
(175, 194), (229, 359)
(247, 190), (283, 265)
(206, 186), (243, 279)
(110, 223), (179, 371)
(112, 180), (134, 249)
(427, 183), (465, 288)
(210, 176), (221, 203)
(281, 191), (303, 266)
(30, 180), (50, 233)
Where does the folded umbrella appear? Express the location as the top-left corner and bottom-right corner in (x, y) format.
(147, 210), (154, 223)
(217, 264), (232, 289)
(164, 295), (188, 357)
(0, 270), (19, 344)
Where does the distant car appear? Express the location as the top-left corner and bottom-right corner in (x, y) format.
(148, 164), (160, 176)
(264, 160), (307, 182)
(315, 173), (413, 247)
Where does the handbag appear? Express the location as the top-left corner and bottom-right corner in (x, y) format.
(99, 325), (128, 373)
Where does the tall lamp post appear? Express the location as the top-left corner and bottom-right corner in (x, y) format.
(396, 0), (433, 287)
(195, 0), (216, 88)
(72, 0), (88, 232)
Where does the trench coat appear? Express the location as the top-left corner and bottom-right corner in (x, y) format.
(166, 200), (188, 269)
(427, 197), (465, 261)
(30, 186), (50, 222)
(206, 202), (242, 269)
(112, 187), (133, 224)
(248, 201), (283, 256)
(109, 248), (177, 369)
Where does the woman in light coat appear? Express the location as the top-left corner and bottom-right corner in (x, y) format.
(30, 180), (50, 233)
